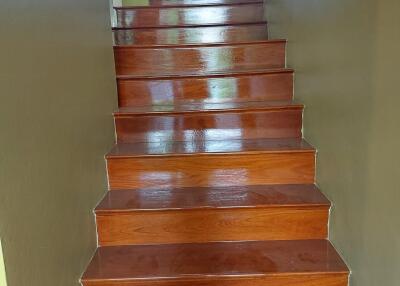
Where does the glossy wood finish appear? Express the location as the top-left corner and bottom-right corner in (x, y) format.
(97, 184), (328, 211)
(106, 138), (315, 190)
(81, 0), (350, 284)
(114, 0), (263, 8)
(117, 69), (293, 107)
(114, 101), (302, 143)
(96, 184), (329, 246)
(113, 24), (268, 46)
(114, 3), (265, 28)
(114, 41), (286, 76)
(81, 240), (349, 286)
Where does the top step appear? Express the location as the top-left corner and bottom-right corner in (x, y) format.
(114, 2), (265, 29)
(114, 0), (263, 8)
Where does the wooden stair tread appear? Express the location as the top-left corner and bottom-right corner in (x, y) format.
(114, 0), (263, 9)
(106, 138), (315, 158)
(81, 240), (348, 282)
(113, 24), (268, 47)
(115, 100), (302, 116)
(116, 67), (292, 80)
(114, 2), (265, 29)
(96, 184), (329, 213)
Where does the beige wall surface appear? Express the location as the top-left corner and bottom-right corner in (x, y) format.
(0, 0), (117, 285)
(266, 0), (400, 285)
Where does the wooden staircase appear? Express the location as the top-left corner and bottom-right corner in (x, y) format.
(81, 0), (349, 285)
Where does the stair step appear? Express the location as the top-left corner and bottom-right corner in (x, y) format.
(95, 184), (330, 246)
(114, 101), (303, 143)
(114, 2), (265, 29)
(113, 24), (268, 47)
(114, 40), (286, 76)
(114, 0), (263, 8)
(106, 138), (316, 190)
(117, 68), (293, 107)
(81, 240), (349, 286)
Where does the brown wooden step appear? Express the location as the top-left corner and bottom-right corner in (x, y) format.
(114, 3), (265, 29)
(114, 0), (263, 8)
(113, 24), (268, 46)
(114, 101), (303, 143)
(117, 68), (293, 107)
(95, 184), (330, 246)
(81, 239), (349, 286)
(106, 138), (315, 190)
(114, 40), (286, 76)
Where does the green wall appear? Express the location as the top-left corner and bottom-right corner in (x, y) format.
(266, 0), (400, 285)
(0, 0), (117, 285)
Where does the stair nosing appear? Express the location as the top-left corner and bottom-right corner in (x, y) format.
(95, 204), (330, 214)
(112, 21), (268, 30)
(113, 38), (284, 49)
(82, 271), (349, 283)
(114, 1), (263, 10)
(116, 68), (293, 80)
(113, 102), (303, 117)
(106, 149), (315, 159)
(112, 21), (267, 31)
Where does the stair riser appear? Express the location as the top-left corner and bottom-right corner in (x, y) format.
(96, 207), (328, 246)
(114, 42), (286, 76)
(82, 273), (348, 286)
(115, 0), (263, 7)
(107, 152), (315, 190)
(117, 71), (293, 107)
(115, 109), (302, 143)
(113, 24), (268, 46)
(115, 3), (265, 28)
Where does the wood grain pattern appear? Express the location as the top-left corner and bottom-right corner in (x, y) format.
(114, 3), (265, 28)
(96, 184), (329, 245)
(117, 69), (293, 107)
(97, 207), (328, 246)
(107, 151), (315, 190)
(113, 24), (268, 46)
(81, 240), (349, 285)
(114, 102), (303, 143)
(114, 41), (286, 76)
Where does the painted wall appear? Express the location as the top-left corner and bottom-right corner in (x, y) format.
(266, 0), (400, 285)
(0, 0), (117, 285)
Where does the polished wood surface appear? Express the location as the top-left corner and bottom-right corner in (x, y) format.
(97, 207), (328, 245)
(114, 41), (286, 76)
(81, 0), (349, 284)
(96, 184), (329, 211)
(106, 137), (314, 157)
(117, 69), (293, 107)
(96, 185), (329, 245)
(114, 101), (303, 142)
(114, 0), (263, 8)
(106, 139), (315, 190)
(113, 24), (268, 46)
(114, 3), (265, 28)
(81, 240), (348, 285)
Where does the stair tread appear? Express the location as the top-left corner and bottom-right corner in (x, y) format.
(113, 24), (268, 47)
(114, 0), (263, 9)
(106, 138), (315, 158)
(96, 184), (329, 213)
(82, 240), (348, 282)
(116, 67), (292, 80)
(114, 38), (284, 49)
(115, 100), (302, 116)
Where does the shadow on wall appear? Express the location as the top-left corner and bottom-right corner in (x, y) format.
(266, 0), (400, 285)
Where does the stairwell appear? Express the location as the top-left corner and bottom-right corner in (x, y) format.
(81, 1), (349, 285)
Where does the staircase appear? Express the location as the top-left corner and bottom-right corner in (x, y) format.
(81, 0), (349, 285)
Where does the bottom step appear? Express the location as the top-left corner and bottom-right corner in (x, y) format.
(82, 240), (349, 286)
